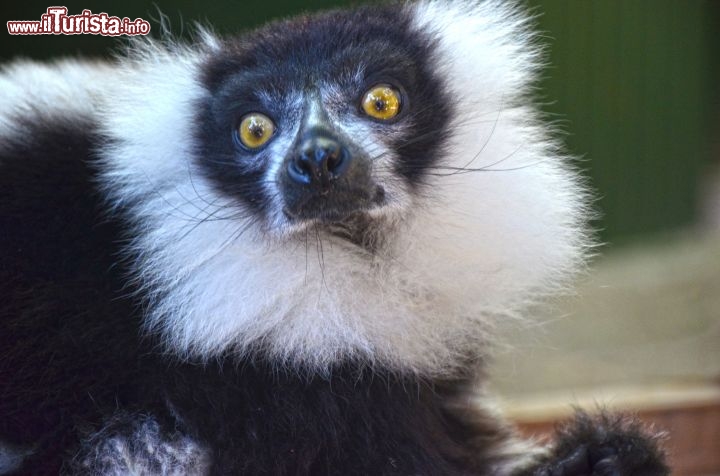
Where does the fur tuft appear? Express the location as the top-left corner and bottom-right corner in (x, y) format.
(70, 413), (210, 475)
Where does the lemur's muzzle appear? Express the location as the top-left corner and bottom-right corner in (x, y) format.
(280, 128), (382, 222)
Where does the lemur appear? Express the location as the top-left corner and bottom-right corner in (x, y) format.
(0, 1), (669, 474)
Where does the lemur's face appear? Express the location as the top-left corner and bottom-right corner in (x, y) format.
(196, 6), (450, 242)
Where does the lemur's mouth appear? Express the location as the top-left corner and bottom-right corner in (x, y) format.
(282, 184), (386, 222)
(281, 182), (389, 252)
(283, 208), (386, 253)
(282, 185), (386, 223)
(326, 212), (385, 253)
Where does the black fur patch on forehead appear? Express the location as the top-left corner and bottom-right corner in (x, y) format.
(195, 3), (454, 219)
(202, 4), (423, 91)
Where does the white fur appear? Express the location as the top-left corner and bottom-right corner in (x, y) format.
(0, 59), (113, 145)
(5, 2), (588, 376)
(72, 416), (210, 475)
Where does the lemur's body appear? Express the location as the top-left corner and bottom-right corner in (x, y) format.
(0, 2), (668, 474)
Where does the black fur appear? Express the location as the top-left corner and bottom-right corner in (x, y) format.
(119, 360), (516, 476)
(0, 114), (144, 472)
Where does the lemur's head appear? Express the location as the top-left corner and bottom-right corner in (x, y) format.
(196, 6), (452, 243)
(103, 1), (589, 375)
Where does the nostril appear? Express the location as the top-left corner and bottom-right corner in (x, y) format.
(288, 156), (313, 185)
(325, 150), (341, 172)
(325, 148), (350, 178)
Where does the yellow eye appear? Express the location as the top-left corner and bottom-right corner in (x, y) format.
(237, 113), (275, 149)
(361, 84), (402, 121)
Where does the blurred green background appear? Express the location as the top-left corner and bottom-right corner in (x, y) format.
(2, 1), (719, 247)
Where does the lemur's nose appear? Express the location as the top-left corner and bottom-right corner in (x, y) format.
(281, 128), (376, 222)
(287, 133), (351, 191)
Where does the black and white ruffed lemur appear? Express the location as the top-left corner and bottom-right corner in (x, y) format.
(0, 1), (669, 474)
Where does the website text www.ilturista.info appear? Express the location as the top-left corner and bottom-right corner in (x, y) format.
(7, 7), (150, 36)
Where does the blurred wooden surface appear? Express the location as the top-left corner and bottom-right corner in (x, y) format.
(491, 232), (720, 395)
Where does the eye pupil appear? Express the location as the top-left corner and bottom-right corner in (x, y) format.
(374, 99), (386, 111)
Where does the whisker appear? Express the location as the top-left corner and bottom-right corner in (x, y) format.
(314, 224), (329, 297)
(454, 96), (505, 172)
